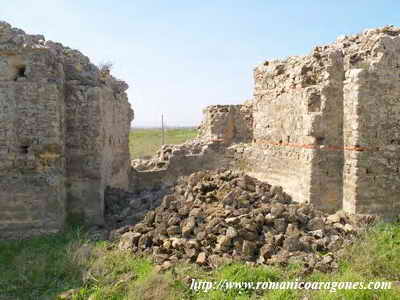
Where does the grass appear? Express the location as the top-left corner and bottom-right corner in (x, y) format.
(129, 128), (198, 159)
(0, 227), (86, 300)
(1, 222), (400, 299)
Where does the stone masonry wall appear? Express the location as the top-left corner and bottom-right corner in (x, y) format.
(0, 23), (66, 238)
(198, 104), (253, 145)
(248, 48), (344, 212)
(0, 22), (133, 238)
(64, 53), (133, 225)
(129, 105), (252, 194)
(129, 140), (231, 193)
(245, 26), (400, 218)
(340, 27), (400, 218)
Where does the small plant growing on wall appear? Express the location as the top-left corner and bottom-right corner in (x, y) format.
(98, 61), (114, 80)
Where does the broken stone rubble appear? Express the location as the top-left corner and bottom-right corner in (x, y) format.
(116, 169), (375, 273)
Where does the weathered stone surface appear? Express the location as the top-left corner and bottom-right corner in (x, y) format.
(0, 22), (133, 238)
(235, 25), (400, 219)
(196, 252), (207, 265)
(197, 104), (253, 145)
(129, 139), (231, 193)
(118, 232), (141, 250)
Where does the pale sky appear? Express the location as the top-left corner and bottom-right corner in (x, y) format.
(2, 1), (399, 126)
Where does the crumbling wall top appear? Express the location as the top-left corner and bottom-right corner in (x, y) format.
(0, 21), (129, 95)
(254, 25), (400, 79)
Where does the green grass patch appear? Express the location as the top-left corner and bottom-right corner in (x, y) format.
(0, 227), (87, 299)
(129, 128), (198, 159)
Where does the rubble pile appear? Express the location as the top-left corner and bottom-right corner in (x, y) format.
(117, 169), (375, 272)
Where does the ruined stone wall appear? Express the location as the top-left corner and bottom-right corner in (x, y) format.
(0, 22), (133, 237)
(0, 23), (66, 238)
(339, 27), (400, 218)
(244, 26), (400, 218)
(129, 104), (252, 194)
(198, 104), (253, 145)
(64, 52), (133, 225)
(247, 48), (344, 212)
(129, 104), (253, 194)
(129, 140), (230, 193)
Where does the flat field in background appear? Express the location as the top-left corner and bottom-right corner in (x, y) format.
(129, 127), (198, 159)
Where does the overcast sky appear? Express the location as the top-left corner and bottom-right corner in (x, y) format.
(2, 1), (400, 126)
